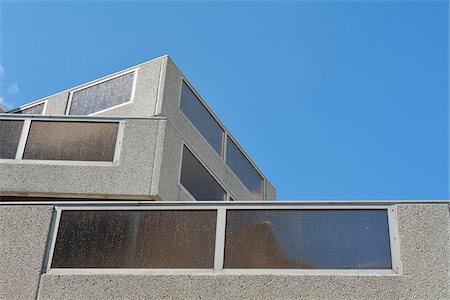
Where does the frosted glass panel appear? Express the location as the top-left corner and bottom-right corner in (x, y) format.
(0, 120), (23, 159)
(226, 137), (264, 200)
(180, 81), (224, 155)
(224, 209), (391, 269)
(23, 121), (118, 161)
(15, 103), (45, 114)
(52, 210), (217, 268)
(180, 145), (226, 201)
(69, 72), (134, 115)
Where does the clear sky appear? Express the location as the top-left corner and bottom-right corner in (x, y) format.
(0, 1), (448, 200)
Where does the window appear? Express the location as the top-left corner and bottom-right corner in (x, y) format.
(51, 210), (217, 268)
(23, 121), (118, 161)
(180, 145), (226, 201)
(180, 81), (224, 156)
(68, 71), (135, 115)
(15, 102), (45, 115)
(225, 136), (264, 200)
(0, 120), (23, 159)
(224, 209), (392, 269)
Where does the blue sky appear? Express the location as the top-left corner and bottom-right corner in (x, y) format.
(0, 1), (448, 200)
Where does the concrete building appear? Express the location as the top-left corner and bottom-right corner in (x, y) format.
(0, 55), (449, 299)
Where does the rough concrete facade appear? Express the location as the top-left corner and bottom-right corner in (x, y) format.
(0, 203), (448, 300)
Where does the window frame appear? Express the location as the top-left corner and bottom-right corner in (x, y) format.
(178, 142), (228, 202)
(65, 68), (138, 116)
(177, 79), (266, 200)
(0, 116), (124, 166)
(45, 204), (399, 276)
(8, 100), (48, 115)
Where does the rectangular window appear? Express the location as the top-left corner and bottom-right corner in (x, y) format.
(225, 136), (264, 200)
(180, 145), (226, 201)
(224, 209), (392, 269)
(0, 120), (24, 159)
(51, 210), (217, 268)
(180, 81), (224, 156)
(22, 121), (118, 161)
(15, 102), (45, 115)
(68, 72), (135, 115)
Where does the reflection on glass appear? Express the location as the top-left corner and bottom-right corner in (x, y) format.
(224, 209), (392, 269)
(180, 81), (224, 156)
(69, 72), (135, 115)
(52, 210), (217, 268)
(0, 120), (23, 159)
(180, 145), (226, 201)
(23, 121), (118, 161)
(225, 137), (264, 200)
(15, 103), (45, 115)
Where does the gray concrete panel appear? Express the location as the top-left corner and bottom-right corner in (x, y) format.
(0, 119), (164, 199)
(0, 206), (53, 300)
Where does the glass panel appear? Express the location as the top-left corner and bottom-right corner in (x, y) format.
(226, 137), (264, 200)
(69, 72), (134, 115)
(52, 210), (217, 268)
(0, 120), (23, 159)
(15, 103), (45, 115)
(23, 121), (118, 161)
(180, 81), (224, 156)
(180, 145), (226, 201)
(224, 209), (392, 269)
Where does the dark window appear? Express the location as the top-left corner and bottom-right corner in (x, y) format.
(180, 81), (224, 156)
(226, 137), (264, 200)
(52, 210), (217, 268)
(23, 121), (118, 161)
(180, 145), (226, 201)
(15, 103), (45, 114)
(224, 209), (392, 269)
(0, 120), (23, 159)
(69, 72), (135, 115)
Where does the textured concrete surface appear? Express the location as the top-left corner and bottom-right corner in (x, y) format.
(159, 58), (274, 201)
(0, 119), (164, 199)
(38, 274), (404, 300)
(29, 203), (449, 299)
(0, 206), (53, 300)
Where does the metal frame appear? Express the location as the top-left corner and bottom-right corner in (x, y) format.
(178, 141), (229, 202)
(45, 203), (398, 276)
(7, 100), (48, 115)
(0, 116), (125, 166)
(65, 68), (138, 116)
(177, 79), (267, 200)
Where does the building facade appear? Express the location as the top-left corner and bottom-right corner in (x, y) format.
(0, 56), (449, 299)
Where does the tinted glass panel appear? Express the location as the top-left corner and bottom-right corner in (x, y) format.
(0, 120), (23, 159)
(15, 103), (45, 114)
(180, 146), (226, 201)
(224, 209), (391, 269)
(52, 210), (217, 268)
(180, 81), (224, 155)
(69, 72), (134, 115)
(226, 137), (264, 200)
(23, 121), (118, 161)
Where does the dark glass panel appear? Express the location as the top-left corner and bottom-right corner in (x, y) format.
(0, 120), (23, 159)
(52, 210), (217, 268)
(180, 81), (224, 156)
(23, 121), (118, 161)
(69, 72), (134, 115)
(180, 145), (226, 201)
(224, 209), (392, 269)
(226, 137), (264, 200)
(15, 103), (45, 115)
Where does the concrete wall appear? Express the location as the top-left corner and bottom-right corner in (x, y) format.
(159, 58), (275, 201)
(0, 119), (165, 199)
(0, 203), (448, 300)
(0, 206), (53, 300)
